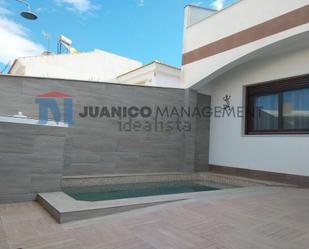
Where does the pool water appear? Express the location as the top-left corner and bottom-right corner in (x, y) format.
(64, 182), (219, 202)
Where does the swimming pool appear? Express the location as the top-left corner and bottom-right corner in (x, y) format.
(63, 181), (219, 202)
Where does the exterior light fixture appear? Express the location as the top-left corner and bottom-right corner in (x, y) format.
(16, 0), (38, 20)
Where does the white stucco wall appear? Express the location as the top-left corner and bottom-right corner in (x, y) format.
(199, 46), (309, 176)
(154, 72), (181, 88)
(9, 49), (142, 82)
(182, 0), (309, 87)
(183, 0), (309, 53)
(183, 5), (216, 28)
(116, 62), (181, 88)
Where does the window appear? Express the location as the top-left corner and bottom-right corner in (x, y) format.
(246, 75), (309, 134)
(253, 94), (279, 131)
(283, 88), (309, 130)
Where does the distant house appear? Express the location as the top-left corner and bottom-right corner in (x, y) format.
(8, 49), (142, 82)
(8, 50), (182, 88)
(115, 61), (181, 88)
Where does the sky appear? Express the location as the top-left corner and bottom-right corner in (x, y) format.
(0, 0), (236, 72)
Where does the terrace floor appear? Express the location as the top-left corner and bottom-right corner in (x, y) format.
(1, 186), (309, 249)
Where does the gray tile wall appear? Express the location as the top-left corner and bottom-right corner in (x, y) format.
(195, 93), (211, 171)
(0, 75), (210, 179)
(0, 123), (65, 203)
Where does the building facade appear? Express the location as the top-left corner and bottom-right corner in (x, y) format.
(115, 61), (181, 88)
(8, 49), (142, 82)
(182, 0), (309, 179)
(8, 50), (182, 88)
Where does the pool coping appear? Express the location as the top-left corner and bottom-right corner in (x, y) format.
(39, 173), (295, 223)
(38, 191), (190, 223)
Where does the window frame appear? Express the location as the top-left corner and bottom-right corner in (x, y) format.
(245, 74), (309, 135)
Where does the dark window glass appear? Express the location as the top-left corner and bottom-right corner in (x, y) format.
(283, 88), (309, 130)
(253, 94), (278, 131)
(245, 75), (309, 134)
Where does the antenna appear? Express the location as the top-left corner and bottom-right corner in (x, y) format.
(42, 32), (51, 52)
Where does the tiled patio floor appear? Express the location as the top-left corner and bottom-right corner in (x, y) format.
(1, 186), (309, 249)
